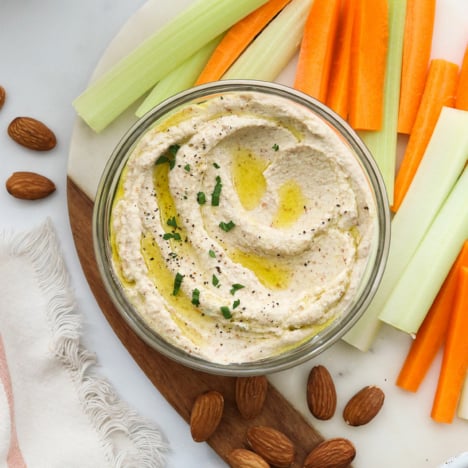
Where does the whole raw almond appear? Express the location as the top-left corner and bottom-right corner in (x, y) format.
(190, 390), (224, 442)
(235, 376), (268, 420)
(8, 116), (57, 151)
(303, 438), (356, 468)
(343, 385), (385, 426)
(226, 448), (270, 468)
(0, 86), (5, 110)
(246, 425), (295, 467)
(307, 365), (337, 420)
(6, 171), (56, 200)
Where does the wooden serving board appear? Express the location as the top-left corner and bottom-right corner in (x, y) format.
(67, 176), (329, 466)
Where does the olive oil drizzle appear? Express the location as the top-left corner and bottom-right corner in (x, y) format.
(231, 147), (269, 211)
(272, 180), (307, 228)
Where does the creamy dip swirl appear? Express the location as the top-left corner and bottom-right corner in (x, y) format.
(111, 91), (376, 364)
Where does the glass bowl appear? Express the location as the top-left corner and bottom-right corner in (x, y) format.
(93, 80), (390, 376)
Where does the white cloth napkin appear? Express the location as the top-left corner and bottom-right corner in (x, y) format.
(0, 219), (168, 468)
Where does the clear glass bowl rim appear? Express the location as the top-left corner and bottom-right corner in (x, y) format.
(93, 79), (391, 376)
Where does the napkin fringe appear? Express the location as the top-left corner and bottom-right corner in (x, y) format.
(8, 219), (168, 468)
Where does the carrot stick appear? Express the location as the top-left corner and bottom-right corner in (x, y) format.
(431, 266), (468, 423)
(392, 59), (459, 212)
(397, 0), (436, 134)
(396, 240), (468, 393)
(195, 0), (291, 85)
(325, 0), (356, 119)
(293, 0), (341, 102)
(455, 45), (468, 111)
(348, 0), (389, 131)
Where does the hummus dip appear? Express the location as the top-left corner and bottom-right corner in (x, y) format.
(110, 91), (376, 364)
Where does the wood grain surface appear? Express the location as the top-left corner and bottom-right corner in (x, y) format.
(66, 177), (333, 467)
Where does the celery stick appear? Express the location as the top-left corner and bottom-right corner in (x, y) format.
(222, 0), (313, 81)
(135, 35), (223, 118)
(343, 107), (468, 351)
(379, 165), (468, 334)
(73, 0), (268, 132)
(358, 0), (407, 204)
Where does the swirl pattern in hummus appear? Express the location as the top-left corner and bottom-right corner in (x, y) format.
(111, 91), (376, 364)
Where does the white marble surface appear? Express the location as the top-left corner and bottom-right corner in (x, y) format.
(1, 1), (467, 468)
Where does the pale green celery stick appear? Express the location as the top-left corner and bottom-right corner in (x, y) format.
(73, 0), (268, 132)
(135, 35), (223, 118)
(222, 0), (313, 81)
(343, 107), (468, 351)
(379, 166), (468, 334)
(358, 0), (407, 204)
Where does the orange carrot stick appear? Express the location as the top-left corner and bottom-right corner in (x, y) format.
(396, 241), (468, 393)
(431, 266), (468, 424)
(348, 0), (389, 131)
(293, 0), (341, 102)
(392, 59), (459, 212)
(325, 0), (356, 119)
(455, 45), (468, 111)
(397, 0), (436, 134)
(195, 0), (291, 85)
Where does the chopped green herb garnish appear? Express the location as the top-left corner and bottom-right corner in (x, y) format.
(219, 220), (235, 232)
(184, 164), (191, 172)
(168, 144), (180, 155)
(197, 191), (206, 205)
(213, 162), (220, 169)
(220, 306), (232, 319)
(211, 176), (222, 206)
(272, 143), (279, 151)
(191, 288), (200, 306)
(212, 274), (220, 287)
(163, 232), (181, 241)
(172, 272), (184, 296)
(230, 283), (245, 295)
(155, 155), (171, 166)
(167, 216), (178, 228)
(209, 249), (216, 258)
(155, 144), (180, 170)
(232, 299), (240, 309)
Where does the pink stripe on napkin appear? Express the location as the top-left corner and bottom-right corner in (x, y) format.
(0, 334), (26, 468)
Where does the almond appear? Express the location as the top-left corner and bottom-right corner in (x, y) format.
(227, 448), (270, 468)
(235, 376), (268, 420)
(6, 171), (56, 200)
(190, 390), (224, 442)
(246, 426), (295, 467)
(0, 86), (5, 110)
(343, 385), (385, 426)
(307, 365), (337, 420)
(303, 438), (356, 468)
(8, 116), (56, 151)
